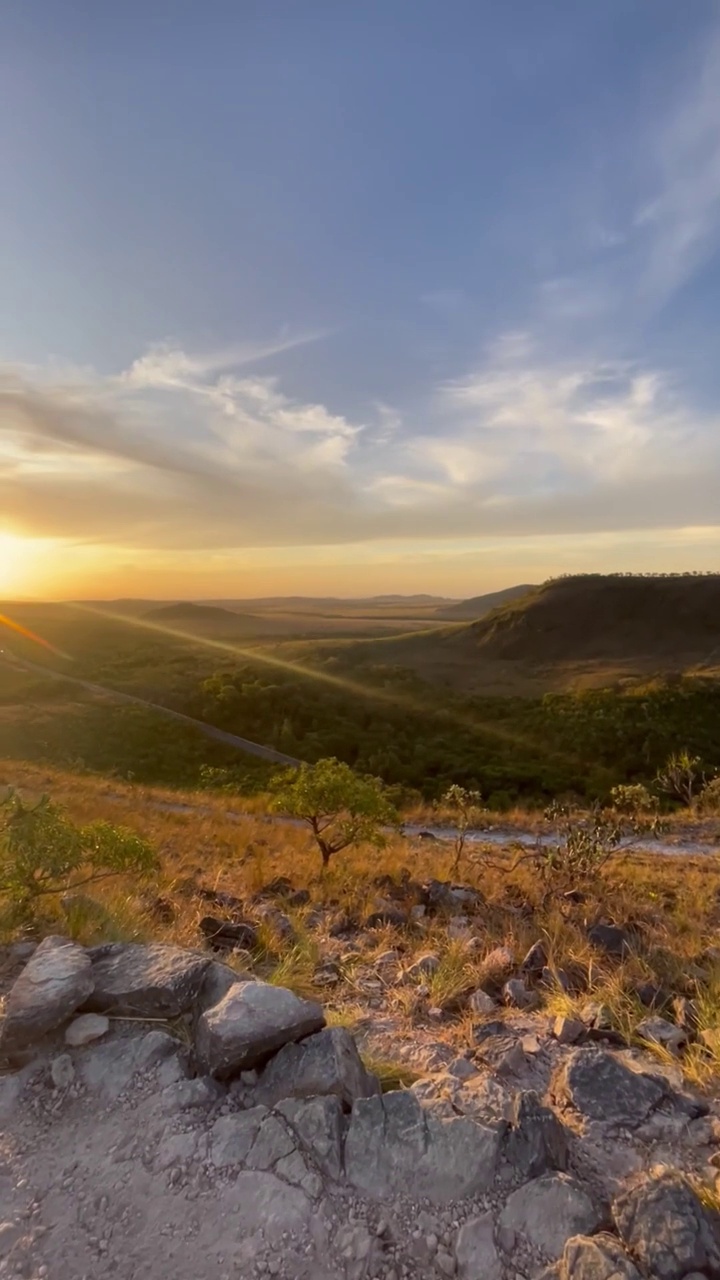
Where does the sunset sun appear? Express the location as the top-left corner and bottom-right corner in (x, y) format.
(0, 533), (33, 594)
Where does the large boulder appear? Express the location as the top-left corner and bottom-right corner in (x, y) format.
(558, 1235), (642, 1279)
(499, 1173), (601, 1260)
(344, 1089), (502, 1204)
(83, 943), (211, 1017)
(613, 1171), (720, 1280)
(255, 1027), (380, 1109)
(195, 980), (325, 1078)
(553, 1048), (668, 1128)
(0, 936), (93, 1052)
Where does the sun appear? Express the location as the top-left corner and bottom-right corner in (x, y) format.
(0, 532), (34, 594)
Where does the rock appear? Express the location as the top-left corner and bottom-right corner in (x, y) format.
(254, 904), (295, 942)
(407, 953), (441, 979)
(78, 1030), (183, 1100)
(9, 941), (36, 962)
(503, 978), (534, 1008)
(613, 1170), (720, 1280)
(454, 1212), (502, 1280)
(469, 989), (497, 1015)
(255, 1026), (380, 1109)
(502, 1090), (569, 1181)
(543, 966), (572, 993)
(50, 1053), (75, 1088)
(194, 980), (325, 1078)
(198, 916), (258, 952)
(436, 1249), (457, 1276)
(521, 940), (548, 976)
(159, 1077), (224, 1113)
(312, 960), (341, 987)
(0, 936), (94, 1051)
(84, 942), (211, 1017)
(579, 1001), (613, 1029)
(475, 1032), (526, 1076)
(447, 1056), (477, 1080)
(274, 1095), (344, 1180)
(196, 960), (251, 1015)
(64, 1013), (110, 1047)
(499, 1173), (601, 1261)
(558, 1235), (642, 1279)
(634, 980), (669, 1009)
(636, 1015), (687, 1057)
(344, 1089), (502, 1204)
(553, 1048), (669, 1128)
(553, 1015), (585, 1045)
(364, 906), (407, 928)
(587, 924), (633, 957)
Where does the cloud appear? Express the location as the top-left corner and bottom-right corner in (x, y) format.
(1, 335), (720, 554)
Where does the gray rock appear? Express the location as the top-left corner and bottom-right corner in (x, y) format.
(499, 1173), (601, 1261)
(274, 1095), (344, 1181)
(0, 936), (94, 1051)
(84, 942), (211, 1017)
(587, 924), (633, 957)
(521, 940), (548, 976)
(455, 1212), (502, 1280)
(195, 960), (251, 1014)
(64, 1013), (109, 1047)
(558, 1234), (641, 1280)
(223, 1170), (311, 1241)
(78, 1029), (182, 1100)
(469, 989), (496, 1016)
(256, 1027), (380, 1108)
(503, 978), (534, 1008)
(344, 1089), (502, 1204)
(636, 1015), (687, 1056)
(552, 1015), (585, 1045)
(209, 1106), (268, 1168)
(502, 1090), (569, 1181)
(159, 1077), (224, 1114)
(553, 1048), (668, 1127)
(50, 1053), (75, 1088)
(613, 1170), (720, 1280)
(195, 980), (325, 1077)
(406, 953), (441, 979)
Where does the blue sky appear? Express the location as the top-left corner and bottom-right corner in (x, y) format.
(2, 1), (720, 597)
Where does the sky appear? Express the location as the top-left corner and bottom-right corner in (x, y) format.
(2, 0), (720, 599)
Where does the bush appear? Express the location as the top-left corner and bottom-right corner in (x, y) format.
(609, 783), (657, 816)
(270, 757), (398, 868)
(441, 784), (486, 874)
(0, 790), (158, 917)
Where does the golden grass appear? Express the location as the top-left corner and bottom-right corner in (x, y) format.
(4, 758), (720, 1088)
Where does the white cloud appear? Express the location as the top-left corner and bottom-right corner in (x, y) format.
(1, 334), (720, 553)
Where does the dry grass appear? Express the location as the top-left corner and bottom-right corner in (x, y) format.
(4, 758), (720, 1088)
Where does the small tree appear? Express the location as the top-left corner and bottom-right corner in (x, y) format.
(0, 791), (158, 916)
(655, 750), (705, 807)
(441, 784), (486, 875)
(535, 800), (665, 891)
(270, 758), (398, 869)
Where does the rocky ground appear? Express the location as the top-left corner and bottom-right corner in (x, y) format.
(1, 937), (720, 1279)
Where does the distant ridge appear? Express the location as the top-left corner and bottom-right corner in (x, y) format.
(435, 584), (537, 620)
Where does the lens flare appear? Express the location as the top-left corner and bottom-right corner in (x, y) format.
(0, 613), (69, 658)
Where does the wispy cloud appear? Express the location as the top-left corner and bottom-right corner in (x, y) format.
(2, 334), (720, 553)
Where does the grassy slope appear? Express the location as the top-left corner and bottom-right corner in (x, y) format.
(3, 759), (720, 1088)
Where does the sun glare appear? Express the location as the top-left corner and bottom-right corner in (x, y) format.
(0, 533), (33, 594)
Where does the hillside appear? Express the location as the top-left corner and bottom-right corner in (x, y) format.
(142, 602), (289, 637)
(278, 574), (720, 694)
(434, 583), (537, 620)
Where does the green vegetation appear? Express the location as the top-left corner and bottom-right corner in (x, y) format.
(0, 790), (157, 918)
(270, 757), (397, 868)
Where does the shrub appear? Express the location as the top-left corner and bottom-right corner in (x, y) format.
(535, 801), (664, 890)
(270, 757), (398, 869)
(609, 783), (657, 816)
(0, 790), (158, 917)
(655, 750), (706, 807)
(441, 784), (486, 874)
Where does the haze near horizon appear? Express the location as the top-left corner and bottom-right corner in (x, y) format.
(3, 1), (720, 599)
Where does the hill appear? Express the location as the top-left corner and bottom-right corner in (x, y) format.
(434, 583), (537, 620)
(276, 574), (720, 694)
(142, 602), (291, 638)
